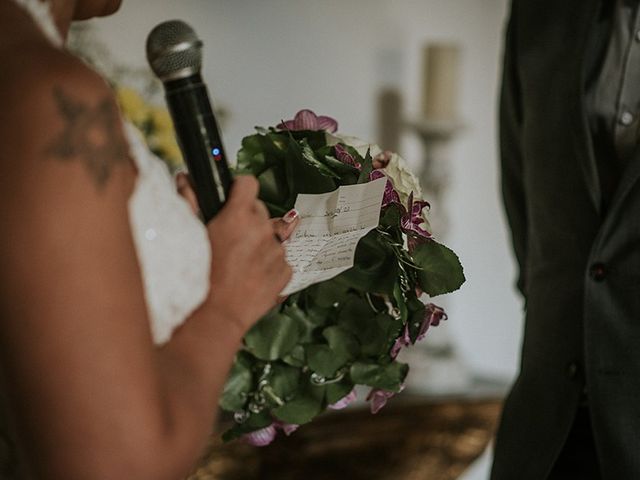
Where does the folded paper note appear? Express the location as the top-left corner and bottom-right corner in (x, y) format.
(281, 177), (387, 295)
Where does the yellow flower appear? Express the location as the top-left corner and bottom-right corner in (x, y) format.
(116, 87), (149, 126)
(152, 132), (183, 169)
(149, 106), (174, 133)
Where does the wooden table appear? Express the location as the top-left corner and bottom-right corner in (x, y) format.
(187, 396), (502, 480)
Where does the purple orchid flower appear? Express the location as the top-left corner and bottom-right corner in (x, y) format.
(328, 389), (358, 410)
(401, 192), (431, 239)
(277, 109), (338, 133)
(391, 304), (447, 358)
(370, 170), (401, 207)
(417, 303), (448, 341)
(366, 385), (405, 414)
(243, 424), (278, 447)
(277, 421), (300, 436)
(242, 420), (300, 447)
(390, 324), (411, 359)
(334, 144), (361, 169)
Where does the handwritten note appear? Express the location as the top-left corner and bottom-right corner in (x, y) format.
(281, 177), (387, 295)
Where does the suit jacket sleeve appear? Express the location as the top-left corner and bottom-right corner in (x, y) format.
(500, 0), (528, 299)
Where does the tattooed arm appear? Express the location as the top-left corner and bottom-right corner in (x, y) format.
(0, 50), (291, 479)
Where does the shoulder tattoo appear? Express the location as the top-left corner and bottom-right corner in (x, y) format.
(45, 87), (129, 190)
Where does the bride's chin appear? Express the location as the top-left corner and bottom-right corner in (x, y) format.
(74, 0), (122, 20)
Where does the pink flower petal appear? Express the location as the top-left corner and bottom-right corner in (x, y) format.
(373, 151), (392, 169)
(279, 422), (300, 436)
(401, 217), (431, 238)
(416, 303), (448, 341)
(370, 171), (401, 207)
(366, 389), (396, 414)
(411, 199), (431, 216)
(293, 109), (319, 130)
(335, 144), (361, 169)
(401, 192), (432, 238)
(328, 389), (358, 410)
(243, 424), (277, 447)
(316, 115), (339, 133)
(390, 324), (411, 359)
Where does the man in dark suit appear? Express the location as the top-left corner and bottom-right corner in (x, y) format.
(493, 1), (640, 478)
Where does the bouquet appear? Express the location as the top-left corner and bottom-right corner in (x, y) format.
(221, 110), (465, 446)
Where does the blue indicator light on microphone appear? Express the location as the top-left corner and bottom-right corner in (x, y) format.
(212, 148), (221, 156)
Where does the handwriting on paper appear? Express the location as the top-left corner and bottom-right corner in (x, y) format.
(281, 177), (387, 295)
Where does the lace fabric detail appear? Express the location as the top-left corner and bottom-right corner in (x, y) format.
(125, 124), (211, 345)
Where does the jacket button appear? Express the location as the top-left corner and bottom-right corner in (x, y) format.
(567, 362), (580, 379)
(589, 263), (607, 282)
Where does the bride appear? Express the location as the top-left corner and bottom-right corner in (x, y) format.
(0, 0), (298, 478)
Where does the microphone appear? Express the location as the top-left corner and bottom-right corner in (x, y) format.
(146, 20), (233, 223)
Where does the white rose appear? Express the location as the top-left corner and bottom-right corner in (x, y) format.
(325, 133), (383, 158)
(382, 153), (423, 206)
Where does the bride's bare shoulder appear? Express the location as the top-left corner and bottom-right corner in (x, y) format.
(0, 42), (114, 131)
(0, 42), (134, 191)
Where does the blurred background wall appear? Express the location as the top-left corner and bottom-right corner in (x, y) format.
(85, 0), (520, 477)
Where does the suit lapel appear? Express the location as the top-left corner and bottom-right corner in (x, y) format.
(570, 0), (604, 216)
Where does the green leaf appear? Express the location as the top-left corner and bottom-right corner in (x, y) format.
(282, 344), (306, 367)
(269, 363), (301, 403)
(350, 361), (408, 392)
(219, 351), (254, 412)
(323, 326), (359, 359)
(283, 304), (320, 344)
(306, 344), (345, 377)
(326, 381), (355, 405)
(236, 133), (267, 174)
(406, 292), (427, 343)
(357, 148), (374, 183)
(300, 141), (341, 179)
(337, 295), (375, 334)
(365, 313), (403, 357)
(412, 239), (465, 297)
(335, 231), (398, 294)
(379, 204), (404, 230)
(257, 166), (289, 208)
(393, 283), (409, 324)
(321, 154), (360, 183)
(338, 298), (401, 358)
(221, 410), (273, 443)
(305, 326), (358, 378)
(273, 388), (325, 425)
(284, 135), (336, 203)
(288, 129), (330, 150)
(308, 280), (350, 309)
(244, 311), (301, 361)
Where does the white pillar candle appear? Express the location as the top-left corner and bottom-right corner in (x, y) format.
(421, 43), (461, 121)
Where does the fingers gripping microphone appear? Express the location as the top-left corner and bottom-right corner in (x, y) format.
(146, 20), (233, 223)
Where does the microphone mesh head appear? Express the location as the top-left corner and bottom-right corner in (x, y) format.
(146, 20), (203, 81)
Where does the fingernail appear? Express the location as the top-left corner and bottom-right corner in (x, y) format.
(283, 209), (299, 223)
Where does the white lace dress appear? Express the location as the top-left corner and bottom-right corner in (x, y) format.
(125, 124), (211, 344)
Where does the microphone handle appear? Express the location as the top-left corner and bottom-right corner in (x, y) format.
(164, 74), (233, 223)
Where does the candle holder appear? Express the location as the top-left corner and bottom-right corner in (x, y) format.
(398, 116), (470, 397)
(404, 117), (464, 235)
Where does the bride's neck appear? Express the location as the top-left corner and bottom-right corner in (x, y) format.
(49, 0), (77, 39)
